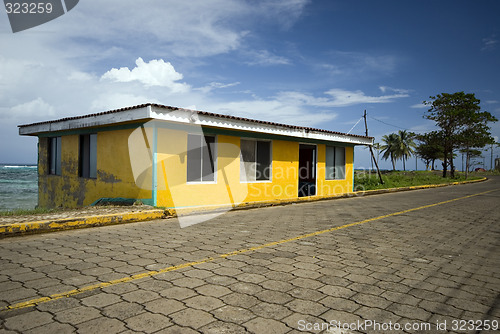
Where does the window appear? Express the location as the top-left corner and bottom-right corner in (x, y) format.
(325, 146), (345, 180)
(79, 134), (97, 178)
(187, 134), (216, 182)
(48, 136), (61, 175)
(240, 139), (271, 182)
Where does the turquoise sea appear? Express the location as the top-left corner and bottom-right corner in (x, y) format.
(0, 164), (38, 211)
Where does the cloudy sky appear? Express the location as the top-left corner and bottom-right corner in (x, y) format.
(1, 0), (499, 169)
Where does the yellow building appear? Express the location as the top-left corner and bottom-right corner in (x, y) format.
(19, 104), (373, 213)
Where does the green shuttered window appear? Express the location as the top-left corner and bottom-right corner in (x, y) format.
(187, 134), (216, 182)
(325, 146), (346, 180)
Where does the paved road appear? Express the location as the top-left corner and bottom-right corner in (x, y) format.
(1, 178), (499, 334)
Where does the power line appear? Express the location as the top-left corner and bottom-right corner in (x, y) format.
(347, 117), (363, 134)
(368, 115), (427, 134)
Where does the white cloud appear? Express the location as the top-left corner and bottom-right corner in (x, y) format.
(410, 103), (428, 109)
(255, 0), (310, 30)
(8, 98), (55, 120)
(482, 35), (498, 51)
(196, 81), (240, 94)
(101, 58), (190, 92)
(324, 89), (409, 107)
(90, 93), (161, 112)
(245, 50), (291, 66)
(209, 98), (336, 128)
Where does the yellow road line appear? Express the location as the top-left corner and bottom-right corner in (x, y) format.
(1, 188), (497, 312)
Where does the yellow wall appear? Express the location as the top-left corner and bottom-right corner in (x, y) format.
(38, 128), (151, 208)
(37, 122), (355, 210)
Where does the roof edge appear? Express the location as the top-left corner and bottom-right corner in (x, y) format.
(18, 103), (374, 143)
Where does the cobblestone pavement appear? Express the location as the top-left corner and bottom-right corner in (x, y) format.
(0, 177), (499, 333)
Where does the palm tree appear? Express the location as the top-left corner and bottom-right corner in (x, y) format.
(381, 133), (399, 170)
(397, 130), (416, 171)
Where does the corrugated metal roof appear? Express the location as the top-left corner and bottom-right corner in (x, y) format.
(18, 103), (373, 140)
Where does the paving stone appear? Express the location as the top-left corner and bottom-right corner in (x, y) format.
(255, 290), (293, 304)
(251, 302), (293, 320)
(229, 282), (263, 295)
(55, 306), (101, 324)
(121, 289), (160, 304)
(36, 296), (81, 312)
(154, 325), (199, 333)
(320, 295), (362, 314)
(184, 295), (224, 311)
(318, 285), (356, 298)
(102, 301), (144, 320)
(3, 310), (53, 331)
(289, 277), (324, 290)
(221, 292), (260, 309)
(386, 303), (432, 322)
(25, 321), (76, 334)
(235, 273), (267, 284)
(351, 293), (392, 309)
(211, 305), (255, 323)
(143, 298), (184, 316)
(169, 308), (216, 329)
(259, 279), (294, 292)
(418, 299), (464, 318)
(244, 317), (290, 334)
(354, 306), (401, 323)
(380, 290), (421, 306)
(159, 286), (198, 300)
(81, 292), (122, 308)
(125, 312), (172, 333)
(195, 284), (232, 297)
(199, 320), (248, 334)
(76, 317), (126, 334)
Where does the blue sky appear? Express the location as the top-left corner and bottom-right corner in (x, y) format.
(1, 0), (499, 170)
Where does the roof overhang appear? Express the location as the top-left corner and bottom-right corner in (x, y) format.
(19, 104), (374, 146)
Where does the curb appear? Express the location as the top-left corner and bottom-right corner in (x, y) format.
(352, 176), (488, 197)
(0, 177), (487, 238)
(0, 209), (165, 238)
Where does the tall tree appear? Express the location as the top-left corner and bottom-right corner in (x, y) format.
(424, 92), (497, 178)
(381, 133), (399, 171)
(415, 132), (444, 170)
(396, 130), (416, 171)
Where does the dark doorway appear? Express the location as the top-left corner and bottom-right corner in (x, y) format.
(298, 144), (316, 197)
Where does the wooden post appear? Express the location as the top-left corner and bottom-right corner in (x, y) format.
(364, 110), (384, 184)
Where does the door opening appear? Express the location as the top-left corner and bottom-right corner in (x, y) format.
(298, 144), (316, 197)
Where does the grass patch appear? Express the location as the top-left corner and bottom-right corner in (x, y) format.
(0, 207), (65, 217)
(354, 170), (484, 191)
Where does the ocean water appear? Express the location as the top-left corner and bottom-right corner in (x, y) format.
(0, 164), (38, 211)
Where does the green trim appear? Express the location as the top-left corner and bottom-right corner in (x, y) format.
(38, 121), (147, 137)
(152, 124), (158, 206)
(154, 121), (357, 147)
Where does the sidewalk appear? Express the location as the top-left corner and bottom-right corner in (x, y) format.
(0, 206), (166, 237)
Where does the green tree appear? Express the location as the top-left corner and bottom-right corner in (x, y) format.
(381, 133), (399, 171)
(424, 92), (497, 178)
(415, 132), (444, 170)
(396, 130), (416, 171)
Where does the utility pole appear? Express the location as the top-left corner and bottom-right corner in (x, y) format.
(363, 110), (384, 184)
(491, 144), (494, 171)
